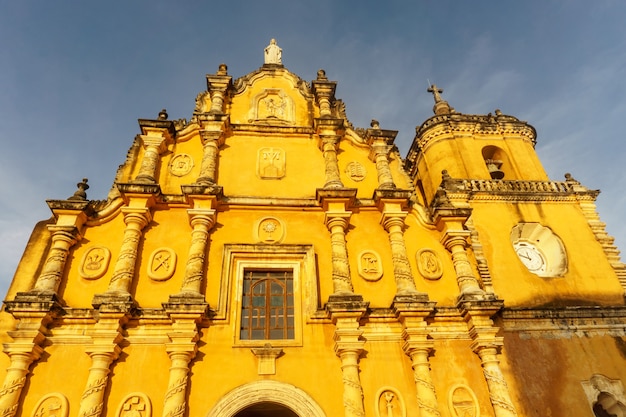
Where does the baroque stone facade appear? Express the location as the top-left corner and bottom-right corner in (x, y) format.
(1, 40), (626, 417)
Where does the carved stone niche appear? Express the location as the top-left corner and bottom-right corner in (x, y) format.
(448, 384), (479, 417)
(257, 147), (286, 179)
(375, 387), (406, 417)
(30, 393), (69, 417)
(249, 89), (295, 124)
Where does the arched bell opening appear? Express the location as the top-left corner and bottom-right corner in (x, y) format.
(233, 402), (300, 417)
(593, 392), (626, 417)
(481, 145), (513, 180)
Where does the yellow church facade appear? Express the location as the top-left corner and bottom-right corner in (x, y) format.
(1, 41), (626, 417)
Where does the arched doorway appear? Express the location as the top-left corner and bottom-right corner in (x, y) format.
(207, 380), (326, 417)
(233, 402), (299, 417)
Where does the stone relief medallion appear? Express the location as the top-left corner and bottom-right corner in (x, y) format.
(31, 393), (69, 417)
(345, 161), (366, 182)
(79, 246), (111, 280)
(358, 250), (383, 281)
(256, 217), (285, 243)
(257, 147), (286, 179)
(448, 384), (479, 417)
(147, 248), (177, 281)
(169, 153), (194, 177)
(416, 248), (443, 280)
(116, 393), (152, 417)
(375, 387), (406, 417)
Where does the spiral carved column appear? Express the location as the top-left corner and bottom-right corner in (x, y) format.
(178, 210), (216, 295)
(382, 215), (419, 296)
(325, 215), (354, 295)
(162, 351), (194, 417)
(105, 208), (151, 294)
(32, 226), (79, 293)
(135, 135), (168, 184)
(443, 234), (483, 295)
(78, 350), (119, 417)
(321, 136), (343, 189)
(196, 131), (220, 185)
(476, 346), (518, 417)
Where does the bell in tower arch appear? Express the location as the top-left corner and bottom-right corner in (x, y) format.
(485, 159), (505, 179)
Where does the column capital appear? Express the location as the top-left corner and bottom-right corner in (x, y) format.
(138, 134), (169, 154)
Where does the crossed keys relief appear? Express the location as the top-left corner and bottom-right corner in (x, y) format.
(147, 248), (177, 281)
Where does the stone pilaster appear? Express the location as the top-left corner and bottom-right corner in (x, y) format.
(316, 118), (345, 189)
(459, 300), (518, 417)
(160, 305), (206, 417)
(366, 120), (397, 189)
(434, 206), (485, 297)
(134, 118), (175, 184)
(377, 191), (427, 301)
(327, 301), (368, 417)
(312, 69), (337, 118)
(206, 64), (232, 115)
(78, 313), (126, 417)
(394, 301), (440, 417)
(176, 209), (216, 297)
(32, 226), (79, 294)
(19, 199), (90, 301)
(105, 208), (151, 294)
(93, 188), (156, 307)
(0, 312), (50, 417)
(318, 190), (359, 300)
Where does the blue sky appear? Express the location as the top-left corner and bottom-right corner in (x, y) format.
(1, 1), (625, 297)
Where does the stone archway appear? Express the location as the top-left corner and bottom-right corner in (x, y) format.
(206, 380), (326, 417)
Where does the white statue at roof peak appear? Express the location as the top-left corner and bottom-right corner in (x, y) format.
(264, 38), (282, 65)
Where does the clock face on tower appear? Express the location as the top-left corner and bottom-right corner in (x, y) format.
(513, 241), (546, 273)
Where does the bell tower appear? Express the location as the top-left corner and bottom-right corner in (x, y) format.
(405, 85), (547, 204)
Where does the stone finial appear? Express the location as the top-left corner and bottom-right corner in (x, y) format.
(217, 63), (228, 75)
(495, 109), (503, 116)
(264, 38), (282, 65)
(427, 84), (452, 115)
(158, 109), (168, 120)
(370, 119), (380, 129)
(427, 84), (444, 103)
(317, 69), (327, 80)
(68, 178), (89, 201)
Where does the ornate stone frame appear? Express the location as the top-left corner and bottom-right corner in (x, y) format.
(217, 244), (318, 347)
(206, 380), (326, 417)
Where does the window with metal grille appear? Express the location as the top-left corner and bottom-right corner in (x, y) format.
(240, 269), (295, 340)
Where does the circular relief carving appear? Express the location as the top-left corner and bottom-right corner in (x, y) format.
(31, 393), (69, 417)
(147, 248), (177, 281)
(416, 248), (443, 280)
(358, 250), (383, 281)
(79, 246), (111, 280)
(256, 217), (285, 243)
(345, 161), (366, 182)
(375, 387), (406, 417)
(169, 153), (194, 177)
(448, 384), (479, 417)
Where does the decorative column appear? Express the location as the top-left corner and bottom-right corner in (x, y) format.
(160, 306), (206, 417)
(105, 208), (151, 294)
(366, 120), (397, 189)
(31, 226), (79, 294)
(78, 313), (126, 417)
(93, 187), (157, 307)
(0, 312), (50, 417)
(394, 302), (440, 417)
(206, 64), (232, 115)
(320, 135), (344, 189)
(327, 303), (368, 417)
(459, 301), (518, 417)
(318, 190), (359, 300)
(134, 112), (175, 184)
(178, 209), (216, 295)
(377, 191), (427, 301)
(196, 129), (224, 185)
(312, 69), (336, 118)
